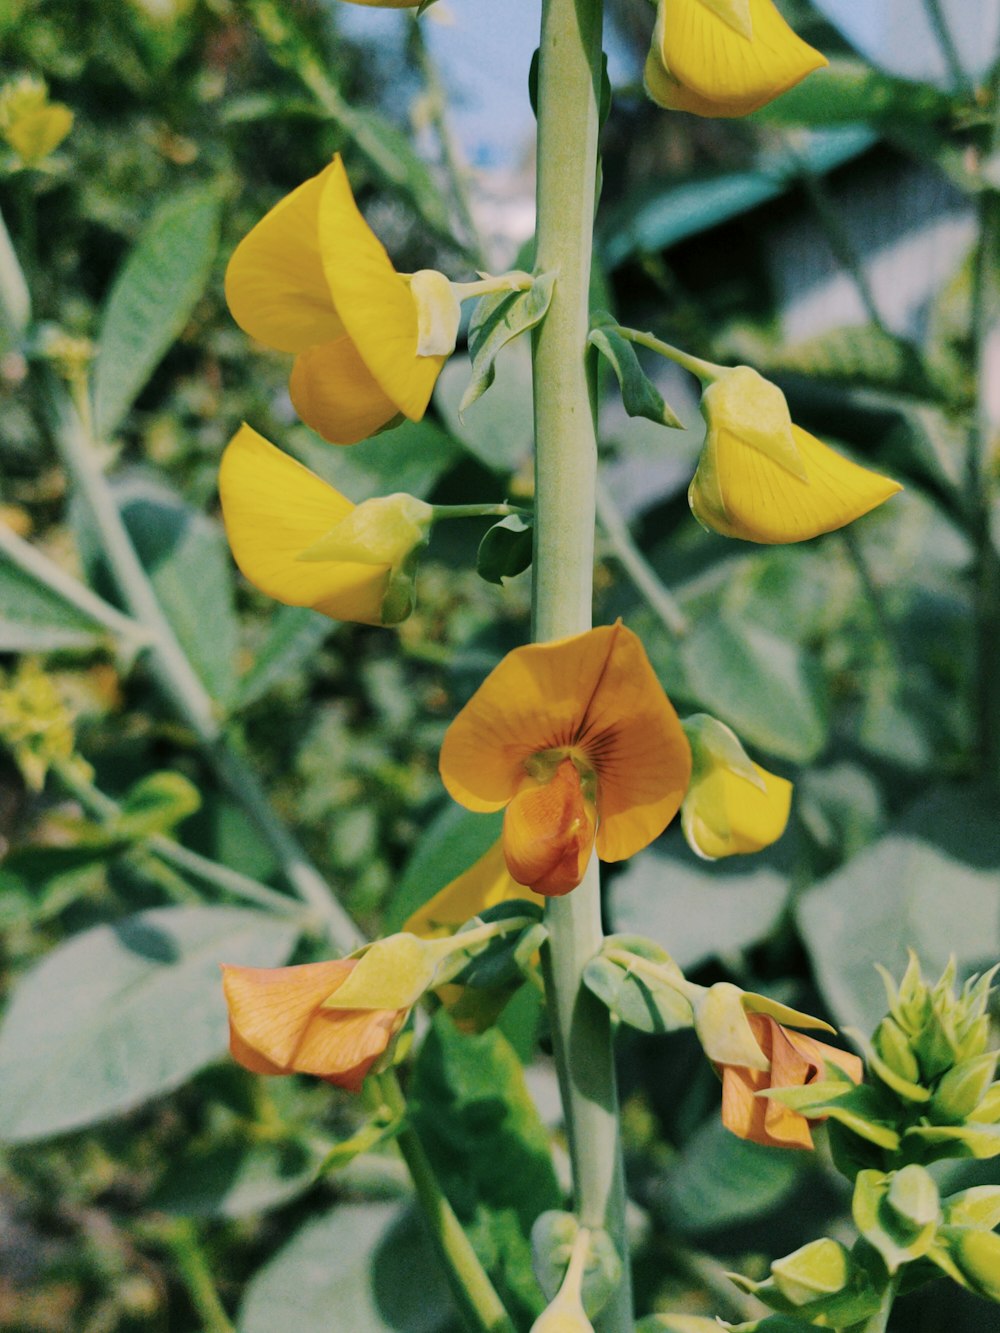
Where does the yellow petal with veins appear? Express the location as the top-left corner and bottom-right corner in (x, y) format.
(318, 156), (445, 421)
(218, 424), (390, 625)
(404, 840), (544, 939)
(689, 422), (901, 544)
(652, 0), (827, 118)
(289, 336), (402, 445)
(225, 163), (345, 354)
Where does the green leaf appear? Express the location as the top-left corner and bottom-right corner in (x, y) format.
(78, 476), (240, 705)
(649, 612), (828, 764)
(93, 185), (222, 438)
(460, 273), (555, 414)
(116, 771), (201, 839)
(746, 324), (930, 396)
(234, 606), (333, 710)
(751, 59), (952, 128)
(798, 790), (1000, 1032)
(477, 514), (533, 586)
(0, 558), (110, 652)
(608, 849), (789, 973)
(0, 906), (299, 1142)
(238, 1201), (456, 1333)
(386, 805), (504, 933)
(657, 1115), (800, 1235)
(588, 323), (683, 428)
(152, 1139), (319, 1219)
(435, 339), (535, 474)
(583, 935), (692, 1036)
(0, 206), (30, 353)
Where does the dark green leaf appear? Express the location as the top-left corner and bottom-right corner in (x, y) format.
(234, 606), (332, 710)
(476, 514), (533, 586)
(116, 771), (201, 839)
(752, 59), (952, 128)
(295, 416), (463, 502)
(386, 805), (504, 933)
(589, 324), (683, 428)
(0, 906), (299, 1141)
(435, 340), (534, 473)
(152, 1139), (319, 1219)
(93, 186), (222, 438)
(0, 558), (109, 652)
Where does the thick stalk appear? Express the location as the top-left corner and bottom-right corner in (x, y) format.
(532, 0), (632, 1327)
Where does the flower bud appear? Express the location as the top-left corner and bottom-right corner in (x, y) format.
(0, 75), (73, 167)
(680, 714), (791, 859)
(771, 1237), (853, 1307)
(951, 1228), (1000, 1303)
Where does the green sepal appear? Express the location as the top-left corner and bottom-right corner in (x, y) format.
(326, 933), (445, 1010)
(588, 316), (683, 429)
(847, 1024), (930, 1104)
(476, 513), (533, 585)
(583, 936), (693, 1036)
(448, 900), (545, 990)
(970, 1081), (1000, 1123)
(852, 1168), (940, 1274)
(765, 1080), (901, 1150)
(931, 1052), (998, 1122)
(904, 1121), (1000, 1159)
(531, 1211), (622, 1318)
(771, 1238), (853, 1307)
(946, 1227), (1000, 1302)
(944, 1186), (1000, 1231)
(460, 272), (555, 414)
(729, 1244), (885, 1325)
(114, 771), (202, 840)
(872, 1016), (922, 1086)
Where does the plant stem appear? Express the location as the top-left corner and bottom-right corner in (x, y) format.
(921, 0), (971, 95)
(595, 479), (689, 637)
(972, 65), (1000, 790)
(612, 325), (723, 384)
(0, 519), (150, 655)
(155, 1219), (236, 1333)
(379, 1072), (516, 1333)
(532, 0), (632, 1327)
(431, 502), (531, 521)
(52, 759), (305, 918)
(49, 385), (361, 948)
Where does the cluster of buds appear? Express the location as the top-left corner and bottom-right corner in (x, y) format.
(0, 658), (92, 793)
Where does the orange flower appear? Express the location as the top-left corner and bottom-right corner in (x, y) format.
(222, 958), (407, 1093)
(719, 1012), (863, 1150)
(439, 623), (692, 896)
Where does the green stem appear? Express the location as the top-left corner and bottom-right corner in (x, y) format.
(532, 0), (632, 1327)
(156, 1219), (236, 1333)
(52, 759), (305, 918)
(921, 0), (971, 95)
(972, 66), (1000, 789)
(379, 1072), (516, 1333)
(431, 502), (532, 521)
(0, 518), (150, 654)
(595, 479), (689, 637)
(49, 385), (361, 948)
(612, 325), (723, 384)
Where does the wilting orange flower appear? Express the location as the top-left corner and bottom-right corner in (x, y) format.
(222, 958), (407, 1093)
(719, 1012), (863, 1149)
(439, 623), (692, 896)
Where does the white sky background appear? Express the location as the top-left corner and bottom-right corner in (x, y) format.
(334, 0), (1000, 169)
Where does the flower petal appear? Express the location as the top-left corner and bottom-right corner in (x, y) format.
(289, 336), (402, 445)
(404, 839), (542, 939)
(294, 1006), (404, 1088)
(218, 425), (390, 625)
(222, 958), (354, 1069)
(318, 156), (445, 420)
(578, 625), (692, 862)
(225, 162), (345, 354)
(656, 0), (827, 117)
(690, 423), (902, 544)
(439, 624), (627, 813)
(683, 762), (792, 859)
(503, 760), (597, 896)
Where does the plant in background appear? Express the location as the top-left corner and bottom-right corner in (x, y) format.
(0, 0), (998, 1330)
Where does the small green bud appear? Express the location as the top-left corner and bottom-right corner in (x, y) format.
(970, 1081), (1000, 1124)
(771, 1238), (852, 1307)
(945, 1186), (1000, 1232)
(932, 1053), (998, 1123)
(886, 1164), (940, 1230)
(951, 1228), (1000, 1303)
(873, 1016), (921, 1084)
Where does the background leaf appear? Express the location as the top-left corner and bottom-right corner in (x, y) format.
(0, 906), (299, 1142)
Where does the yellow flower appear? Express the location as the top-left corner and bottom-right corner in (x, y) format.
(689, 365), (901, 543)
(645, 0), (827, 118)
(218, 424), (432, 626)
(439, 623), (691, 897)
(404, 839), (546, 939)
(222, 958), (408, 1093)
(225, 155), (458, 444)
(681, 714), (791, 859)
(0, 76), (73, 167)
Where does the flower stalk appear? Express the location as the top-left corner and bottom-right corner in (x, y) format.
(531, 0), (632, 1325)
